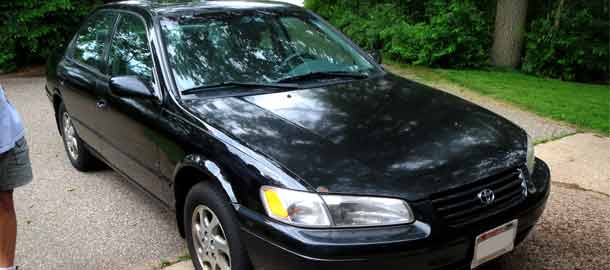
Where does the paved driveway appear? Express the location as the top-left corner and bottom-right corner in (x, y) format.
(1, 76), (185, 269)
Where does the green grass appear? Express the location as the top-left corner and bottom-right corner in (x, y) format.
(386, 62), (609, 134)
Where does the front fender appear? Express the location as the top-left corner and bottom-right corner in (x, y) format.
(173, 154), (238, 204)
(173, 154), (240, 238)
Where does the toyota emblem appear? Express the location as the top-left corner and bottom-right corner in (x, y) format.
(478, 189), (495, 205)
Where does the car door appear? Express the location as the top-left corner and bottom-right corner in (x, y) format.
(58, 11), (117, 151)
(97, 12), (172, 203)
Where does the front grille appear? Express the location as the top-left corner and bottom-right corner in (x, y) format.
(430, 167), (527, 227)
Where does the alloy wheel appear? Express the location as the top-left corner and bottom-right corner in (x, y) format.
(191, 205), (231, 270)
(62, 112), (79, 161)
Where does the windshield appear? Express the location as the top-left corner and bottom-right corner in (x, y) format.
(160, 10), (379, 92)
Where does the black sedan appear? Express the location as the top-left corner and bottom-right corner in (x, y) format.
(45, 1), (550, 270)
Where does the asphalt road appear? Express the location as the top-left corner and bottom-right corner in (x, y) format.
(2, 76), (608, 270)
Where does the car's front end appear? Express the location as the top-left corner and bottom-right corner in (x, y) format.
(182, 84), (550, 269)
(237, 159), (549, 270)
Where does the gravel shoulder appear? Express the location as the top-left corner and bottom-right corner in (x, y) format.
(481, 185), (609, 270)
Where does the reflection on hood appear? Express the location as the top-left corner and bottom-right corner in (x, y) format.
(184, 74), (527, 200)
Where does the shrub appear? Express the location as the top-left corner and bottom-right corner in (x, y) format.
(336, 4), (406, 51)
(522, 2), (609, 82)
(382, 0), (491, 68)
(307, 0), (493, 68)
(306, 1), (407, 51)
(0, 0), (102, 72)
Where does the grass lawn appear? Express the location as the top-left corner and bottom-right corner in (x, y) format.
(386, 62), (609, 134)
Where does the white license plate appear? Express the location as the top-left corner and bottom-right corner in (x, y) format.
(471, 220), (518, 269)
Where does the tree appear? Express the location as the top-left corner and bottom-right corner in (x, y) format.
(491, 0), (528, 68)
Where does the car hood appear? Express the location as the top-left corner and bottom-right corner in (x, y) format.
(183, 74), (527, 201)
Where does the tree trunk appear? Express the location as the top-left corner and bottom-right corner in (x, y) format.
(553, 0), (566, 29)
(491, 0), (529, 68)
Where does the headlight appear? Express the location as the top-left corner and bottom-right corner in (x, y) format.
(260, 186), (331, 227)
(526, 134), (535, 175)
(322, 195), (414, 226)
(260, 186), (414, 227)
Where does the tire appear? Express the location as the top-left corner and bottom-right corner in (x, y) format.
(58, 103), (101, 172)
(184, 181), (251, 270)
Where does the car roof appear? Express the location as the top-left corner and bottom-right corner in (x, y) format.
(104, 0), (299, 16)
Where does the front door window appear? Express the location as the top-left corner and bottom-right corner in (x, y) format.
(108, 13), (154, 83)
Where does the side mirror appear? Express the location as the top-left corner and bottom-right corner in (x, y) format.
(370, 50), (383, 64)
(109, 76), (154, 98)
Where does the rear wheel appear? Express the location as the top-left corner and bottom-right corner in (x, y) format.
(184, 181), (251, 270)
(58, 103), (101, 171)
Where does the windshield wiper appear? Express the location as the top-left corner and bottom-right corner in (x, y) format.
(182, 81), (300, 95)
(276, 71), (369, 83)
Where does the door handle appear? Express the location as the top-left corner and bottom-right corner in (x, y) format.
(96, 99), (108, 109)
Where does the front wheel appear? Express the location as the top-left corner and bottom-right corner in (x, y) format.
(184, 182), (251, 270)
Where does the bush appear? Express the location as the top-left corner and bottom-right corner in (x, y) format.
(306, 1), (406, 51)
(0, 1), (102, 72)
(522, 1), (609, 82)
(381, 1), (491, 68)
(307, 0), (493, 68)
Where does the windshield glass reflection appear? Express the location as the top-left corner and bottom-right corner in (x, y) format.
(160, 10), (378, 91)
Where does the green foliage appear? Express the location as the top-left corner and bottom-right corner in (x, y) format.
(306, 0), (493, 68)
(522, 1), (609, 82)
(307, 0), (608, 83)
(382, 1), (491, 68)
(329, 3), (405, 51)
(0, 0), (102, 72)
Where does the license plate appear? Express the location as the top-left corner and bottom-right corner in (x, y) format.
(471, 220), (518, 269)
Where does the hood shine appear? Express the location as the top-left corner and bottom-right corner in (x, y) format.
(184, 74), (527, 201)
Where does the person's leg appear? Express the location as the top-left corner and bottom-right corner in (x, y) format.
(0, 190), (16, 268)
(0, 138), (32, 270)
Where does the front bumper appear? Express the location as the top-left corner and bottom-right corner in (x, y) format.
(237, 159), (551, 270)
